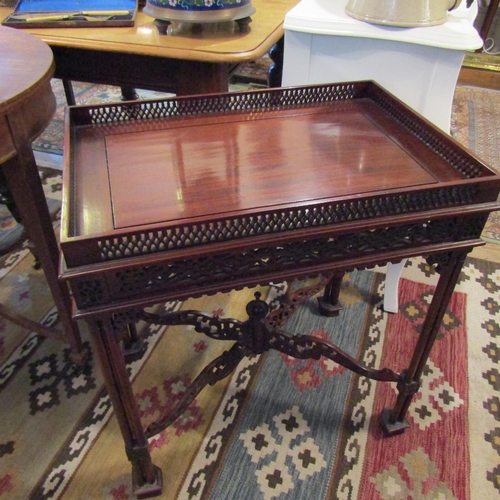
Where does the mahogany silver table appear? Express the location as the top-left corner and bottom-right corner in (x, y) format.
(59, 82), (500, 497)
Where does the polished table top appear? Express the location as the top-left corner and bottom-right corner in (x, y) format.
(0, 0), (299, 64)
(69, 100), (446, 235)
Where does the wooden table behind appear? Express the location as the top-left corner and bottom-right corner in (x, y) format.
(0, 0), (298, 95)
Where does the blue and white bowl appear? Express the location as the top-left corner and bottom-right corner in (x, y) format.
(144, 0), (256, 22)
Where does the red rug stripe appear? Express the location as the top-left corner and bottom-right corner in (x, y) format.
(362, 278), (469, 499)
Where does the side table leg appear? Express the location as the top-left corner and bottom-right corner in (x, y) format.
(0, 167), (22, 224)
(62, 79), (76, 106)
(381, 250), (468, 435)
(122, 322), (148, 363)
(2, 151), (88, 365)
(268, 36), (284, 88)
(317, 272), (344, 317)
(175, 62), (229, 95)
(120, 87), (140, 101)
(91, 318), (163, 498)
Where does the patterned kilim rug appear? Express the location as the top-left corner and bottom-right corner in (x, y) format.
(1, 81), (500, 499)
(451, 85), (500, 243)
(1, 254), (499, 500)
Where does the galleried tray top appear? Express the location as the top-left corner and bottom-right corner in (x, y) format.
(61, 82), (500, 268)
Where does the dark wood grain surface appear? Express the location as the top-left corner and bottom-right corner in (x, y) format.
(68, 93), (491, 238)
(105, 106), (436, 228)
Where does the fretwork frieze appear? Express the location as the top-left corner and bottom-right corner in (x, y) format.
(372, 91), (484, 179)
(74, 215), (478, 309)
(96, 186), (477, 262)
(86, 83), (361, 125)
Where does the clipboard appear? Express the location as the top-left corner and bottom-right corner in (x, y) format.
(2, 0), (137, 28)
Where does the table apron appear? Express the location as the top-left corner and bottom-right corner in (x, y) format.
(67, 236), (484, 320)
(50, 45), (238, 95)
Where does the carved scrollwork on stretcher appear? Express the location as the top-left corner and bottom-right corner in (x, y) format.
(137, 290), (401, 438)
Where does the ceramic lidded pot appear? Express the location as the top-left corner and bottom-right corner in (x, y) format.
(144, 0), (256, 23)
(345, 0), (462, 27)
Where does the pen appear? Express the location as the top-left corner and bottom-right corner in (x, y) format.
(12, 10), (130, 22)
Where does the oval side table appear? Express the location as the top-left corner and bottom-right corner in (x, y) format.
(0, 26), (87, 365)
